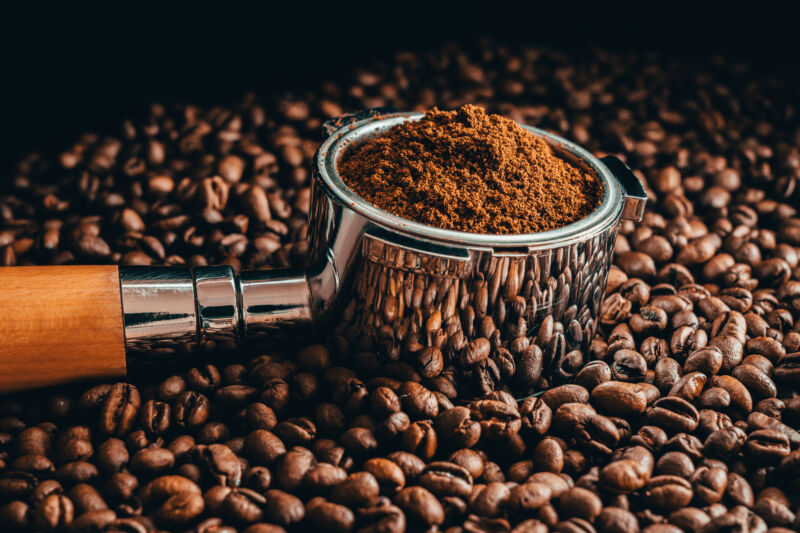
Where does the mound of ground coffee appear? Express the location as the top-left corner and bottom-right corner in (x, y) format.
(339, 104), (603, 234)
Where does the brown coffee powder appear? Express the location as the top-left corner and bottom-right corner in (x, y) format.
(338, 105), (603, 234)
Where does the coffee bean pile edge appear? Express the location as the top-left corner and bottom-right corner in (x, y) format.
(1, 42), (800, 532)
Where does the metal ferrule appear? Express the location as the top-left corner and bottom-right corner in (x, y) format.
(119, 266), (312, 358)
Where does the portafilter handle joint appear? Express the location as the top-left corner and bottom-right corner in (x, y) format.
(0, 108), (645, 393)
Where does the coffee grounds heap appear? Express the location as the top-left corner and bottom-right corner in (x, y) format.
(339, 105), (603, 234)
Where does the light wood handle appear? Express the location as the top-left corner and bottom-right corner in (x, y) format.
(0, 265), (126, 393)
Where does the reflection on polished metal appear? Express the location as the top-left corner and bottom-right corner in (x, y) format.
(195, 266), (239, 350)
(312, 112), (647, 399)
(119, 111), (645, 399)
(119, 266), (198, 356)
(239, 269), (312, 344)
(120, 266), (314, 356)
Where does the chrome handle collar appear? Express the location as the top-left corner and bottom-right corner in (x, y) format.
(119, 266), (312, 357)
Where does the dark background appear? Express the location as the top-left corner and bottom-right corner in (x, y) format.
(1, 1), (796, 168)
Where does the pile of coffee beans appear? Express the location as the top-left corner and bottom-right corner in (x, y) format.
(2, 41), (800, 532)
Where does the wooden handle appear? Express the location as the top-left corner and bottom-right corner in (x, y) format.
(0, 265), (126, 392)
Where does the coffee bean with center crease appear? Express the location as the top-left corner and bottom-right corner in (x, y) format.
(576, 414), (620, 455)
(173, 391), (210, 429)
(419, 461), (473, 498)
(33, 494), (74, 531)
(397, 382), (439, 420)
(591, 381), (653, 416)
(745, 429), (791, 462)
(647, 397), (699, 434)
(99, 383), (141, 436)
(222, 488), (266, 524)
(469, 400), (521, 439)
(435, 406), (481, 448)
(644, 475), (693, 511)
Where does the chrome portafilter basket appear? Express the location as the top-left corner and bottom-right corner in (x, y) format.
(120, 110), (646, 398)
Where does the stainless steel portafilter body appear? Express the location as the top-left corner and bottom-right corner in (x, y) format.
(120, 111), (646, 396)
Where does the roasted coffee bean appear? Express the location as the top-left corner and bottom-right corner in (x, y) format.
(173, 391), (210, 429)
(509, 482), (552, 513)
(262, 489), (304, 527)
(576, 414), (620, 455)
(306, 497), (355, 532)
(419, 461), (473, 498)
(222, 488), (266, 524)
(541, 385), (590, 410)
(611, 350), (647, 382)
(99, 384), (141, 436)
(362, 458), (405, 495)
(598, 459), (649, 494)
(519, 396), (552, 436)
(198, 443), (243, 486)
(469, 400), (521, 439)
(435, 406), (481, 449)
(156, 491), (205, 524)
(330, 471), (380, 507)
(357, 502), (406, 533)
(397, 382), (439, 420)
(591, 381), (652, 416)
(274, 446), (314, 491)
(130, 447), (175, 477)
(244, 430), (286, 465)
(746, 429), (791, 461)
(691, 466), (727, 505)
(32, 493), (74, 531)
(684, 347), (723, 376)
(402, 420), (437, 460)
(559, 486), (602, 521)
(533, 437), (564, 473)
(644, 475), (693, 511)
(647, 397), (699, 434)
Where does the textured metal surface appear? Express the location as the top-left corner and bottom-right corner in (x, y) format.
(310, 112), (638, 398)
(331, 219), (619, 398)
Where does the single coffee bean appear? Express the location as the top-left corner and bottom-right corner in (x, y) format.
(364, 458), (406, 495)
(99, 383), (141, 436)
(644, 475), (693, 511)
(33, 494), (74, 531)
(435, 406), (481, 448)
(471, 481), (512, 517)
(222, 488), (266, 524)
(306, 497), (355, 532)
(418, 461), (473, 498)
(330, 472), (380, 508)
(647, 397), (699, 434)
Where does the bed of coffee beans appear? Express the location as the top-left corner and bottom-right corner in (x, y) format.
(1, 41), (800, 532)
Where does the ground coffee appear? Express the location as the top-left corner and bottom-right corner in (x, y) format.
(339, 105), (603, 234)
